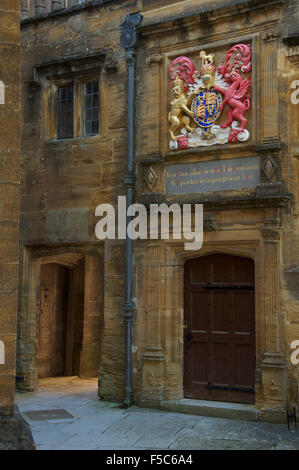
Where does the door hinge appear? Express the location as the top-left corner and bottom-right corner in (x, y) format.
(203, 284), (254, 290)
(206, 383), (254, 394)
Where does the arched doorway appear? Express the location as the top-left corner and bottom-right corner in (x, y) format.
(184, 253), (255, 404)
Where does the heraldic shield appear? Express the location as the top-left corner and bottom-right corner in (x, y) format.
(169, 45), (252, 149)
(191, 89), (223, 129)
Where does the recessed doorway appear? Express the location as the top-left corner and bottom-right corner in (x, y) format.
(38, 261), (84, 378)
(184, 253), (256, 404)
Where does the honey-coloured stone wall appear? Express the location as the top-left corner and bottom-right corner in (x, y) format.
(0, 0), (20, 415)
(17, 0), (299, 421)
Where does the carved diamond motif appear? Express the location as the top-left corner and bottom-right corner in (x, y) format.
(262, 156), (277, 181)
(145, 166), (158, 191)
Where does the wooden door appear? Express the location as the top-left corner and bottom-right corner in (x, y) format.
(184, 254), (255, 404)
(65, 259), (85, 376)
(38, 264), (69, 378)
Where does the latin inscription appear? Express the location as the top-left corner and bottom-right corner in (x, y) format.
(166, 156), (260, 195)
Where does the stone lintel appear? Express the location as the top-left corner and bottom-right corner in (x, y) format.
(34, 51), (115, 81)
(163, 144), (257, 161)
(139, 0), (286, 36)
(138, 193), (292, 211)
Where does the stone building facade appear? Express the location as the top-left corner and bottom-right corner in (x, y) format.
(0, 0), (20, 416)
(17, 0), (299, 423)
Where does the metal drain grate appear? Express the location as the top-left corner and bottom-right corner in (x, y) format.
(24, 409), (74, 421)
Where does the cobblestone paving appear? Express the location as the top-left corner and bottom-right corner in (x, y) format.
(16, 377), (299, 450)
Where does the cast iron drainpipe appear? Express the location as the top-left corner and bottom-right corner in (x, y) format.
(120, 11), (143, 408)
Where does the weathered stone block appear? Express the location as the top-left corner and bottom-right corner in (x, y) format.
(0, 263), (19, 293)
(0, 292), (17, 333)
(0, 375), (15, 414)
(46, 207), (89, 242)
(72, 141), (101, 167)
(20, 212), (46, 244)
(0, 221), (19, 262)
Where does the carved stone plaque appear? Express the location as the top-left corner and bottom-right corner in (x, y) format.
(166, 156), (260, 195)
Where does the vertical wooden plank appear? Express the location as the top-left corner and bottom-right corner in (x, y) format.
(52, 265), (68, 376)
(38, 264), (55, 378)
(38, 263), (69, 378)
(66, 259), (85, 376)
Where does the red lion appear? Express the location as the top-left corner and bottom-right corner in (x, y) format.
(214, 44), (251, 140)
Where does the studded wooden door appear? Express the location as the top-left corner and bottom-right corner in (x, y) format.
(184, 254), (255, 404)
(38, 264), (69, 378)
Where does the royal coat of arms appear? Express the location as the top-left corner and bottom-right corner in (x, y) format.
(168, 44), (251, 150)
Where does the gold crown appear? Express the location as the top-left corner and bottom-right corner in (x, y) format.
(200, 51), (216, 77)
(201, 62), (216, 78)
(199, 51), (216, 88)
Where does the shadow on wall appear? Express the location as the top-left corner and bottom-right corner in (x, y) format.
(285, 266), (299, 300)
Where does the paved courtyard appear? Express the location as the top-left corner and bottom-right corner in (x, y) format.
(16, 377), (299, 450)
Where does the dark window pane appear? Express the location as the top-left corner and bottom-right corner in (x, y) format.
(85, 121), (92, 135)
(92, 108), (99, 121)
(57, 85), (74, 139)
(92, 81), (99, 93)
(92, 120), (99, 134)
(85, 95), (92, 108)
(86, 82), (92, 95)
(84, 80), (100, 136)
(92, 94), (99, 108)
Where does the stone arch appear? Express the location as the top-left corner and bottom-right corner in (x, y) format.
(175, 245), (257, 266)
(17, 246), (104, 390)
(162, 239), (261, 402)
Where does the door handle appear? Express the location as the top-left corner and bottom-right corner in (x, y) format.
(186, 332), (193, 341)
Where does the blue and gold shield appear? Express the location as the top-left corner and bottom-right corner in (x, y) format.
(191, 89), (223, 128)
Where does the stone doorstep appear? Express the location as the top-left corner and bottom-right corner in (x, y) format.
(140, 399), (287, 424)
